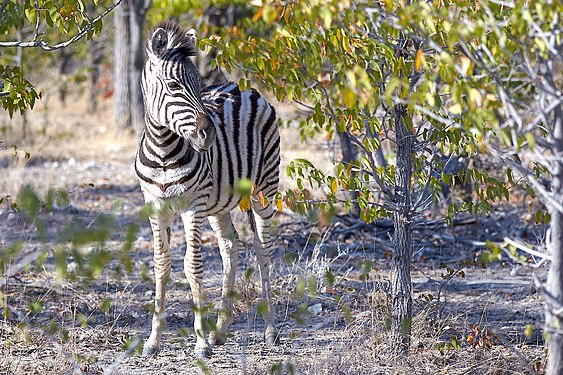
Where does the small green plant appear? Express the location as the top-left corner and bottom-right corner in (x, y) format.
(436, 336), (462, 355)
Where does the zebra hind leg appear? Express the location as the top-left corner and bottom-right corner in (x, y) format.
(208, 214), (239, 346)
(250, 201), (279, 345)
(143, 214), (173, 357)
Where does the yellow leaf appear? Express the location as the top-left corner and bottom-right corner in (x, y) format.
(460, 56), (472, 76)
(448, 103), (462, 114)
(258, 191), (267, 207)
(345, 70), (357, 88)
(330, 178), (338, 194)
(253, 6), (263, 22)
(277, 28), (293, 39)
(276, 198), (283, 212)
(468, 88), (483, 108)
(239, 196), (251, 212)
(343, 86), (356, 108)
(415, 49), (424, 71)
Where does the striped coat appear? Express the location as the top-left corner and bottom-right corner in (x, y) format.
(135, 82), (280, 210)
(135, 22), (280, 359)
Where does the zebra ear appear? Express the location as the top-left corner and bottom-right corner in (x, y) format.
(151, 28), (168, 58)
(186, 28), (197, 47)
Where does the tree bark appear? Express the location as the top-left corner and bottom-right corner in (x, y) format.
(129, 0), (151, 134)
(114, 0), (131, 130)
(545, 84), (563, 375)
(87, 1), (103, 113)
(88, 38), (102, 113)
(16, 29), (27, 138)
(338, 132), (360, 216)
(390, 103), (413, 355)
(58, 49), (71, 105)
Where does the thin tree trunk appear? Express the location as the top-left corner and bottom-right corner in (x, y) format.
(545, 89), (563, 375)
(338, 132), (360, 216)
(365, 119), (387, 168)
(88, 38), (102, 113)
(114, 0), (131, 130)
(390, 102), (413, 355)
(16, 29), (27, 138)
(129, 0), (151, 134)
(58, 49), (71, 105)
(87, 2), (103, 113)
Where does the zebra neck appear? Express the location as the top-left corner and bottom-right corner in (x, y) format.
(142, 119), (200, 165)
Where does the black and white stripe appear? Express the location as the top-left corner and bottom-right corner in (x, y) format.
(135, 22), (280, 358)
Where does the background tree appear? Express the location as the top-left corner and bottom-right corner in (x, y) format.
(201, 0), (560, 359)
(113, 0), (131, 130)
(202, 0), (507, 355)
(0, 0), (120, 117)
(113, 0), (151, 133)
(432, 2), (561, 372)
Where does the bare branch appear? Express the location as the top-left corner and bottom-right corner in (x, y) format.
(0, 0), (9, 14)
(0, 0), (121, 51)
(490, 146), (563, 214)
(503, 237), (552, 261)
(346, 130), (394, 197)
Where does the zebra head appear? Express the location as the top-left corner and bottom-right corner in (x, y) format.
(143, 22), (216, 152)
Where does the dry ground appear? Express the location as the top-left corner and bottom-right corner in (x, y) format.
(0, 93), (548, 374)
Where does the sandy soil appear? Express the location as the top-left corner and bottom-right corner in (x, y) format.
(0, 94), (548, 374)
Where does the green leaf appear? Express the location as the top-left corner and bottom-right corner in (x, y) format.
(262, 5), (277, 25)
(385, 77), (402, 104)
(29, 301), (43, 313)
(525, 133), (536, 150)
(257, 300), (269, 315)
(524, 324), (533, 338)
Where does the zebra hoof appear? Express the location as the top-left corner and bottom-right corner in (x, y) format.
(209, 332), (226, 346)
(194, 346), (213, 359)
(142, 344), (160, 357)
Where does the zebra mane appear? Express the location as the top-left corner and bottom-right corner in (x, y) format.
(149, 21), (198, 58)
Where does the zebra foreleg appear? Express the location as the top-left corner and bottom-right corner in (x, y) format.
(143, 214), (173, 357)
(181, 210), (212, 359)
(250, 202), (279, 345)
(208, 214), (239, 346)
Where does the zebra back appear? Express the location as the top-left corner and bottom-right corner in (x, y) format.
(203, 82), (280, 215)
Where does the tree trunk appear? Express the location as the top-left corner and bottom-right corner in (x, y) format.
(390, 103), (413, 355)
(16, 29), (27, 138)
(545, 92), (563, 375)
(114, 0), (131, 130)
(87, 2), (103, 113)
(58, 49), (71, 105)
(338, 132), (360, 216)
(129, 0), (151, 134)
(365, 119), (387, 168)
(88, 38), (102, 113)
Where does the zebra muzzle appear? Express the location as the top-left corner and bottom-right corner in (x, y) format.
(190, 112), (216, 152)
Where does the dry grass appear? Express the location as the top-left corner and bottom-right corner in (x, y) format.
(0, 92), (548, 374)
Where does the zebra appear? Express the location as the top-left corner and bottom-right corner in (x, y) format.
(134, 22), (280, 358)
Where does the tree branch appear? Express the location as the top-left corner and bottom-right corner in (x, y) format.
(0, 0), (121, 51)
(0, 0), (9, 14)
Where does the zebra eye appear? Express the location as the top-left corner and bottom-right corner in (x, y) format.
(167, 81), (182, 90)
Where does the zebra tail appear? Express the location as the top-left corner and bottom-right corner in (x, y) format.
(247, 210), (256, 233)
